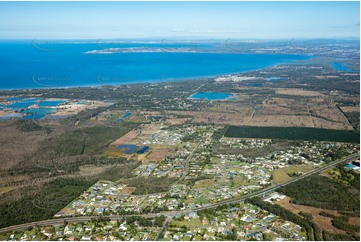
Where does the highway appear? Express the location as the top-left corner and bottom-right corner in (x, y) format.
(0, 153), (358, 234)
(191, 153), (359, 211)
(155, 215), (173, 240)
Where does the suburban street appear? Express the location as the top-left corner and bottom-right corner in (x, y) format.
(0, 153), (358, 234)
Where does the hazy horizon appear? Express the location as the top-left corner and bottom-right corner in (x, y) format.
(0, 37), (360, 41)
(0, 1), (359, 39)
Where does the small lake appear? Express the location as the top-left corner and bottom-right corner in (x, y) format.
(137, 146), (149, 154)
(117, 111), (132, 122)
(1, 97), (68, 120)
(7, 97), (23, 101)
(190, 92), (236, 100)
(38, 100), (66, 107)
(330, 63), (359, 73)
(7, 98), (41, 109)
(20, 108), (57, 120)
(268, 77), (288, 81)
(117, 144), (140, 154)
(117, 144), (149, 154)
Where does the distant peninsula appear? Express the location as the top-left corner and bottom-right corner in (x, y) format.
(85, 47), (197, 54)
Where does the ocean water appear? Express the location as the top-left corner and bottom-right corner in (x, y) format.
(0, 41), (311, 90)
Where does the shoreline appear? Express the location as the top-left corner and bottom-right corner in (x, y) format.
(1, 57), (358, 93)
(0, 58), (314, 92)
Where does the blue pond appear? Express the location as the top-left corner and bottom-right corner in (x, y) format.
(7, 97), (23, 101)
(38, 99), (66, 107)
(137, 146), (149, 154)
(1, 97), (68, 120)
(191, 92), (235, 100)
(242, 83), (263, 87)
(268, 76), (288, 81)
(20, 108), (57, 120)
(331, 63), (359, 73)
(7, 98), (41, 109)
(117, 144), (149, 154)
(117, 111), (132, 122)
(117, 144), (140, 154)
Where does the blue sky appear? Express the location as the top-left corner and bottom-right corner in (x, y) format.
(0, 1), (359, 39)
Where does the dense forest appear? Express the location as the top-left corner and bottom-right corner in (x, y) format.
(277, 173), (360, 212)
(224, 125), (360, 143)
(343, 111), (360, 130)
(0, 178), (95, 228)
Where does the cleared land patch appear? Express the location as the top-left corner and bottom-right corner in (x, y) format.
(275, 196), (346, 235)
(273, 165), (315, 184)
(340, 106), (360, 112)
(275, 88), (323, 96)
(144, 147), (175, 162)
(0, 186), (16, 196)
(166, 110), (351, 130)
(192, 179), (218, 189)
(110, 130), (139, 146)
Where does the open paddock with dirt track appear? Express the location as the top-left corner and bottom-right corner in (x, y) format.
(275, 196), (347, 235)
(340, 106), (360, 112)
(163, 88), (354, 130)
(143, 147), (175, 162)
(165, 110), (352, 130)
(275, 88), (324, 97)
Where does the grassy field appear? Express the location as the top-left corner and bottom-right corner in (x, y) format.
(224, 125), (360, 143)
(192, 179), (218, 189)
(121, 177), (178, 195)
(171, 219), (202, 229)
(195, 197), (209, 204)
(273, 165), (315, 184)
